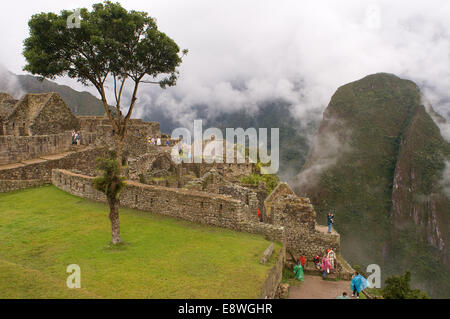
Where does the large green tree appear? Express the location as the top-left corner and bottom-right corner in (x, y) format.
(23, 1), (186, 244)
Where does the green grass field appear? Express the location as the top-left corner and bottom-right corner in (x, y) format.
(0, 186), (280, 299)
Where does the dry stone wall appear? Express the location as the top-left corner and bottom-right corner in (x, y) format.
(0, 132), (73, 165)
(51, 169), (284, 242)
(0, 147), (106, 183)
(269, 195), (340, 260)
(0, 179), (47, 193)
(259, 246), (286, 299)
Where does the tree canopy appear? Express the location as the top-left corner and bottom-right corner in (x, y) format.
(23, 1), (186, 135)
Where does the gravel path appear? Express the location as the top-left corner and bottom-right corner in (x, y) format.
(289, 275), (353, 299)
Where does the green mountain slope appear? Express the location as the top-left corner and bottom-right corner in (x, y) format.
(295, 73), (450, 298)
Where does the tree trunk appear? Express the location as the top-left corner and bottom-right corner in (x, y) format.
(108, 134), (125, 245)
(108, 196), (123, 245)
(116, 135), (125, 165)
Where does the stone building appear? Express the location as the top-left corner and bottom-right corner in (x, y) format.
(0, 92), (79, 136)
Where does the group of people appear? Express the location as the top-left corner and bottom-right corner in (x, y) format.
(313, 248), (337, 279)
(148, 137), (162, 146)
(71, 130), (81, 145)
(293, 249), (369, 299)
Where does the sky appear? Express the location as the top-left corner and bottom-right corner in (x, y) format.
(0, 0), (449, 135)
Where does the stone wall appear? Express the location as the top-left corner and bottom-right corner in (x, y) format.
(219, 183), (261, 222)
(182, 162), (254, 180)
(30, 94), (80, 135)
(0, 179), (47, 193)
(0, 132), (73, 165)
(269, 195), (340, 260)
(0, 147), (106, 182)
(78, 116), (161, 157)
(4, 93), (79, 136)
(126, 148), (176, 181)
(51, 169), (284, 242)
(259, 246), (286, 299)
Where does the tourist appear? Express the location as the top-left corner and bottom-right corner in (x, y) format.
(148, 136), (152, 144)
(337, 292), (350, 299)
(157, 137), (162, 146)
(298, 255), (306, 268)
(313, 255), (321, 270)
(257, 209), (261, 222)
(166, 140), (171, 147)
(351, 272), (368, 299)
(293, 260), (304, 282)
(75, 131), (81, 145)
(72, 130), (77, 145)
(327, 212), (334, 233)
(321, 255), (331, 279)
(327, 248), (336, 270)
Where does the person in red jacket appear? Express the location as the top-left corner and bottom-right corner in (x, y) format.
(257, 209), (261, 222)
(298, 256), (306, 268)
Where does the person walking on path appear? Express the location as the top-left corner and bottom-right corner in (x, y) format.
(337, 292), (350, 299)
(293, 260), (305, 282)
(321, 255), (332, 279)
(327, 212), (335, 233)
(351, 272), (368, 299)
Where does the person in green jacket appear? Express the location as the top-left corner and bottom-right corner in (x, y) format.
(293, 260), (304, 282)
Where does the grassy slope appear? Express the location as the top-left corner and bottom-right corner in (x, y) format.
(298, 73), (450, 297)
(0, 186), (280, 299)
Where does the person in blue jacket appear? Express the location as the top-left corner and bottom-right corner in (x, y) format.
(351, 272), (368, 299)
(327, 212), (335, 233)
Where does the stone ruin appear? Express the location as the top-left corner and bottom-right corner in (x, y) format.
(0, 91), (351, 294)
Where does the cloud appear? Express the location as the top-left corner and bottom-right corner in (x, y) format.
(1, 0), (450, 129)
(126, 0), (450, 128)
(294, 117), (353, 192)
(0, 65), (24, 98)
(442, 161), (450, 198)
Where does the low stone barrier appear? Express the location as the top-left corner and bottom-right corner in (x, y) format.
(0, 132), (73, 165)
(51, 169), (284, 243)
(260, 243), (275, 264)
(0, 147), (106, 182)
(0, 180), (48, 193)
(260, 246), (286, 299)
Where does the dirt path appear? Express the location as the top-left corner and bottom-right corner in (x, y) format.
(289, 275), (352, 299)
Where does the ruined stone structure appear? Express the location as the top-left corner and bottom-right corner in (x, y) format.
(0, 93), (79, 136)
(0, 90), (348, 298)
(78, 116), (161, 157)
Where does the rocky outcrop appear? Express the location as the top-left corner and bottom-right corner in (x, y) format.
(295, 73), (450, 297)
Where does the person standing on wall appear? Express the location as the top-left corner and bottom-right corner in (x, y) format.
(327, 212), (335, 233)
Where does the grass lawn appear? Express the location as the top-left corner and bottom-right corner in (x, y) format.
(0, 186), (281, 299)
